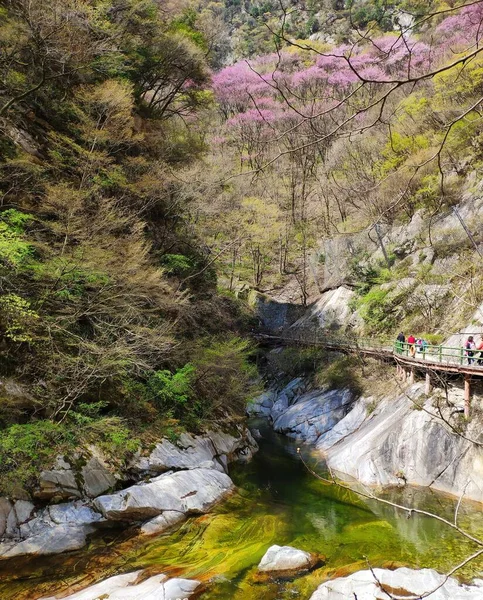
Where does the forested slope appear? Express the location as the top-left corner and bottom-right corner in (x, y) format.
(0, 0), (256, 495)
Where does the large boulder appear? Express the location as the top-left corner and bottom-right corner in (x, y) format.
(94, 468), (234, 522)
(309, 567), (483, 599)
(273, 388), (354, 444)
(36, 452), (118, 501)
(37, 457), (81, 501)
(316, 396), (369, 452)
(0, 500), (104, 559)
(40, 570), (202, 600)
(131, 428), (257, 475)
(258, 545), (319, 576)
(247, 390), (276, 416)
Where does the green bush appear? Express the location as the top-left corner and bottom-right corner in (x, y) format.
(355, 287), (396, 332)
(315, 356), (363, 397)
(147, 363), (195, 414)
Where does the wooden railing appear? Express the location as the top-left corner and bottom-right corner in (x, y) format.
(257, 331), (483, 371)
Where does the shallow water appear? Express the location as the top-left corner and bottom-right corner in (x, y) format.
(1, 423), (482, 599)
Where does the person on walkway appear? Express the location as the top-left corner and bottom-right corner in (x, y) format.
(465, 336), (476, 365)
(476, 338), (483, 365)
(396, 332), (405, 354)
(407, 334), (416, 357)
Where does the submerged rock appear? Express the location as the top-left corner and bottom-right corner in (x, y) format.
(309, 567), (483, 599)
(40, 569), (202, 600)
(94, 467), (234, 521)
(140, 510), (186, 535)
(258, 544), (319, 576)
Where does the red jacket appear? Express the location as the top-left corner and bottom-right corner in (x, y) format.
(407, 335), (416, 344)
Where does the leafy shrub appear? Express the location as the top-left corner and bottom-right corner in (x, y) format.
(160, 253), (193, 276)
(0, 294), (39, 342)
(0, 210), (33, 267)
(147, 363), (195, 415)
(353, 287), (396, 332)
(315, 356), (363, 397)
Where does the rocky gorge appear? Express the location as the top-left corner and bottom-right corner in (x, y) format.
(0, 427), (257, 560)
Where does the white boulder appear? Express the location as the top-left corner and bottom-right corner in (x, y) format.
(309, 567), (483, 599)
(258, 544), (318, 574)
(40, 570), (202, 600)
(94, 467), (234, 521)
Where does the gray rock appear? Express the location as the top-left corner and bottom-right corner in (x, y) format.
(258, 544), (317, 574)
(270, 378), (307, 422)
(273, 388), (354, 444)
(0, 525), (90, 558)
(0, 498), (35, 539)
(81, 455), (117, 498)
(0, 500), (105, 559)
(94, 467), (234, 521)
(47, 502), (103, 526)
(316, 397), (368, 452)
(324, 384), (483, 502)
(247, 391), (276, 416)
(140, 510), (186, 535)
(133, 433), (221, 474)
(13, 500), (34, 525)
(40, 570), (202, 600)
(37, 457), (81, 501)
(289, 286), (358, 331)
(132, 429), (257, 475)
(309, 567), (483, 599)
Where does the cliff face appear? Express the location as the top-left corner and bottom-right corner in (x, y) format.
(250, 379), (483, 504)
(258, 182), (483, 343)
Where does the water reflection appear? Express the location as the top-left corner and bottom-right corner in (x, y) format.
(0, 422), (481, 600)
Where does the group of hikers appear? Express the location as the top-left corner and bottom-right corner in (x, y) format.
(396, 332), (483, 365)
(395, 332), (429, 357)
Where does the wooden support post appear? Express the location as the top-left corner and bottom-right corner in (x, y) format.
(425, 372), (432, 395)
(464, 375), (471, 419)
(408, 367), (415, 385)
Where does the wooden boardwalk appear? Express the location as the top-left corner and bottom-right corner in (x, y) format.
(256, 332), (483, 417)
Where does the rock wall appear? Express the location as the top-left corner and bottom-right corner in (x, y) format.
(323, 384), (483, 503)
(0, 427), (258, 559)
(251, 380), (483, 504)
(249, 379), (356, 444)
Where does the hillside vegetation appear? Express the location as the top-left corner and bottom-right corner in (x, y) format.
(185, 1), (483, 335)
(2, 0), (483, 493)
(0, 0), (256, 494)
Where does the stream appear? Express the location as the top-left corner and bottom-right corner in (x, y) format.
(1, 421), (482, 599)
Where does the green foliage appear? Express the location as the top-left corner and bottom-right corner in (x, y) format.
(147, 363), (196, 415)
(265, 346), (325, 380)
(0, 294), (39, 342)
(315, 356), (363, 397)
(354, 287), (395, 332)
(160, 253), (193, 276)
(0, 421), (75, 494)
(0, 210), (33, 267)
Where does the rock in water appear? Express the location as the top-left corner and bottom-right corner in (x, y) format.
(40, 570), (202, 600)
(258, 544), (318, 576)
(309, 567), (483, 599)
(94, 467), (234, 521)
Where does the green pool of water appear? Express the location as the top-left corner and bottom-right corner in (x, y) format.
(1, 423), (482, 599)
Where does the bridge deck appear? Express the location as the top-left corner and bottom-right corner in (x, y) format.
(256, 333), (483, 378)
